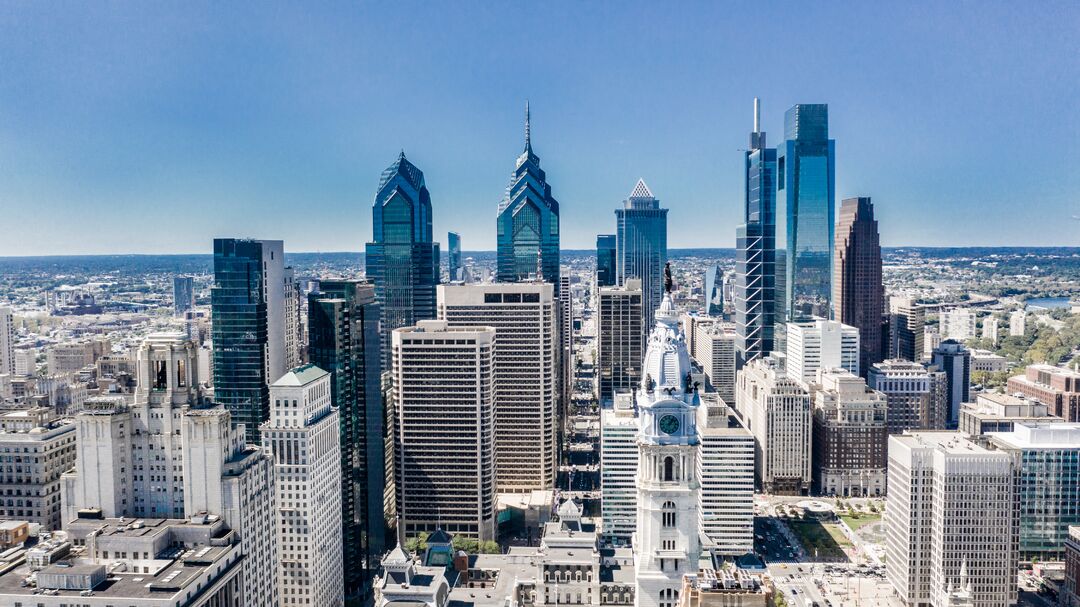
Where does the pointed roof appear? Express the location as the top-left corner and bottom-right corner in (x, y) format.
(557, 498), (581, 519)
(427, 529), (453, 545)
(377, 151), (425, 194)
(271, 364), (328, 387)
(524, 100), (532, 154)
(629, 178), (654, 199)
(385, 544), (411, 564)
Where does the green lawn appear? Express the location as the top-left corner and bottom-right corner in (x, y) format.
(840, 512), (882, 531)
(787, 520), (851, 560)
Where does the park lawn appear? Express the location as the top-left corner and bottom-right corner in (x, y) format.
(840, 513), (881, 531)
(787, 520), (851, 560)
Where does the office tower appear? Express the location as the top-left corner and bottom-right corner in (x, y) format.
(308, 280), (384, 597)
(0, 308), (13, 377)
(559, 271), (574, 447)
(392, 320), (496, 541)
(596, 234), (617, 287)
(1066, 529), (1080, 607)
(597, 279), (644, 404)
(633, 289), (700, 607)
(941, 308), (977, 341)
(811, 368), (887, 496)
(1009, 309), (1027, 337)
(601, 393), (639, 543)
(681, 313), (713, 361)
(869, 359), (948, 433)
(366, 152), (440, 368)
(283, 267), (303, 370)
(778, 104), (835, 321)
(694, 321), (736, 405)
(735, 353), (812, 495)
(265, 366), (344, 607)
(46, 336), (110, 374)
(889, 297), (925, 361)
(704, 264), (724, 317)
(616, 179), (667, 339)
(785, 317), (860, 385)
(173, 275), (195, 317)
(496, 103), (560, 287)
(987, 423), (1080, 561)
(982, 316), (1000, 346)
(212, 238), (286, 443)
(932, 340), (971, 427)
(13, 348), (35, 377)
(438, 283), (557, 491)
(886, 432), (1018, 607)
(833, 197), (886, 376)
(1007, 363), (1080, 422)
(735, 98), (778, 368)
(0, 407), (75, 530)
(696, 398), (755, 555)
(447, 231), (462, 281)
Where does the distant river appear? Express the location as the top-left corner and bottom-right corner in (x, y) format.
(1025, 297), (1073, 311)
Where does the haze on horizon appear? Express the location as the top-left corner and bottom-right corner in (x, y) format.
(1, 1), (1078, 257)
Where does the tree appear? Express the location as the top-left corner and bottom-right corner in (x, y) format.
(404, 532), (429, 554)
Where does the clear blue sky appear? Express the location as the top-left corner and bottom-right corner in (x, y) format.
(1, 1), (1078, 256)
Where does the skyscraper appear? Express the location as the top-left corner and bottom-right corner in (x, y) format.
(496, 103), (560, 288)
(703, 264), (724, 317)
(283, 267), (302, 370)
(869, 359), (949, 433)
(735, 98), (778, 368)
(596, 234), (617, 287)
(834, 197), (886, 377)
(778, 104), (835, 321)
(889, 296), (925, 361)
(616, 179), (667, 336)
(785, 317), (861, 386)
(173, 275), (195, 317)
(0, 307), (14, 376)
(366, 152), (440, 368)
(932, 340), (971, 427)
(211, 238), (286, 443)
(811, 368), (888, 497)
(307, 280), (383, 598)
(597, 279), (644, 404)
(447, 231), (462, 281)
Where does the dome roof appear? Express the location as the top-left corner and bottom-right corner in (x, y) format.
(640, 294), (691, 398)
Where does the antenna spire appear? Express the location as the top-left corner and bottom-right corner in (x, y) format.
(753, 97), (761, 133)
(524, 100), (532, 153)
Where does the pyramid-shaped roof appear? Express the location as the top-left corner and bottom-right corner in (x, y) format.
(629, 178), (654, 199)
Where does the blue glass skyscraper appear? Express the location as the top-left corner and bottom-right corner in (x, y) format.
(496, 103), (560, 289)
(616, 179), (667, 334)
(365, 152), (440, 367)
(704, 264), (724, 317)
(447, 231), (462, 281)
(778, 104), (835, 321)
(735, 99), (778, 367)
(596, 234), (617, 287)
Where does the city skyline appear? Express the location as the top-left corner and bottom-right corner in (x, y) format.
(2, 2), (1079, 256)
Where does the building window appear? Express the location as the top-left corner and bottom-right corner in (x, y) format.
(662, 501), (676, 528)
(664, 457), (674, 482)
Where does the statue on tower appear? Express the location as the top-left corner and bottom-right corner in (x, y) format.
(663, 262), (673, 294)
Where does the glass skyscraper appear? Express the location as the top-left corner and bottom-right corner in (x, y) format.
(447, 231), (462, 281)
(365, 152), (440, 367)
(308, 280), (383, 599)
(778, 104), (835, 321)
(596, 234), (617, 287)
(704, 264), (724, 317)
(496, 103), (560, 289)
(615, 179), (667, 335)
(735, 99), (777, 367)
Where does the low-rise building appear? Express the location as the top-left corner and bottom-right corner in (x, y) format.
(970, 349), (1008, 374)
(958, 392), (1063, 435)
(1006, 363), (1080, 422)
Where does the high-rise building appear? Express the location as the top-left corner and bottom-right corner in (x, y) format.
(265, 366), (344, 607)
(886, 432), (1018, 607)
(694, 321), (736, 406)
(173, 275), (195, 317)
(941, 308), (977, 342)
(810, 368), (888, 497)
(559, 271), (574, 453)
(932, 340), (971, 427)
(785, 317), (860, 386)
(1010, 309), (1027, 337)
(596, 234), (617, 287)
(889, 297), (925, 361)
(601, 393), (639, 543)
(1066, 527), (1080, 607)
(438, 283), (557, 492)
(307, 280), (384, 598)
(0, 308), (13, 377)
(0, 407), (75, 530)
(982, 315), (1000, 346)
(391, 320), (496, 541)
(283, 267), (303, 370)
(778, 104), (835, 321)
(735, 353), (812, 495)
(366, 152), (440, 368)
(597, 279), (644, 404)
(869, 359), (948, 433)
(987, 423), (1080, 562)
(1007, 363), (1080, 422)
(735, 98), (778, 368)
(212, 238), (286, 443)
(703, 264), (724, 317)
(616, 179), (667, 337)
(496, 103), (560, 288)
(696, 398), (755, 555)
(447, 231), (462, 282)
(833, 197), (885, 376)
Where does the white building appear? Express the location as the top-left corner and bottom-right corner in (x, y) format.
(696, 398), (754, 555)
(438, 283), (557, 492)
(1009, 309), (1027, 337)
(265, 365), (343, 607)
(735, 353), (812, 495)
(0, 307), (14, 376)
(941, 308), (977, 342)
(0, 408), (75, 530)
(13, 348), (37, 377)
(785, 317), (860, 387)
(601, 392), (639, 543)
(981, 316), (1000, 345)
(694, 321), (736, 406)
(392, 320), (497, 541)
(885, 432), (1017, 607)
(970, 349), (1008, 373)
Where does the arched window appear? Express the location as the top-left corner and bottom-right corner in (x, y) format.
(660, 588), (680, 607)
(663, 456), (674, 482)
(662, 501), (677, 528)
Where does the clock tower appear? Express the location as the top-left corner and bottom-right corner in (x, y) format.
(633, 267), (701, 607)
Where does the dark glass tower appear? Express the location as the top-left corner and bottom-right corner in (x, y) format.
(615, 179), (667, 335)
(365, 152), (440, 367)
(596, 234), (617, 287)
(308, 280), (383, 599)
(447, 231), (462, 282)
(704, 264), (724, 317)
(834, 197), (886, 377)
(735, 99), (778, 368)
(211, 238), (285, 444)
(496, 103), (560, 289)
(778, 104), (835, 321)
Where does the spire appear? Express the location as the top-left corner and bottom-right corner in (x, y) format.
(399, 148), (406, 161)
(959, 556), (969, 591)
(754, 97), (761, 134)
(524, 100), (532, 153)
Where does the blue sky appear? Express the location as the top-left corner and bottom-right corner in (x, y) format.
(1, 1), (1078, 255)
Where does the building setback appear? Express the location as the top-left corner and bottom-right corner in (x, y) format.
(833, 197), (886, 377)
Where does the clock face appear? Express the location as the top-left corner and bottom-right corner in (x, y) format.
(658, 414), (680, 435)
